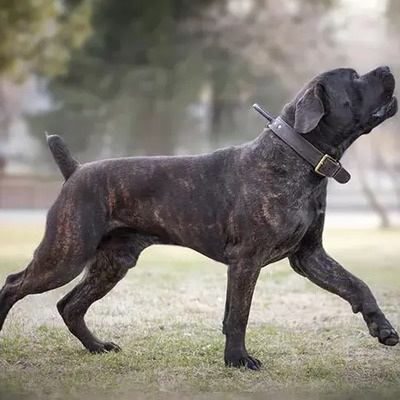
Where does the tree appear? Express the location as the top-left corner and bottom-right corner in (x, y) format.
(201, 0), (339, 147)
(30, 0), (220, 158)
(0, 0), (93, 171)
(0, 0), (92, 80)
(351, 0), (400, 227)
(30, 0), (340, 160)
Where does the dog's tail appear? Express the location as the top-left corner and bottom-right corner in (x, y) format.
(46, 133), (80, 180)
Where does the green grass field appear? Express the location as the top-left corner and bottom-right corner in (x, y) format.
(0, 223), (400, 400)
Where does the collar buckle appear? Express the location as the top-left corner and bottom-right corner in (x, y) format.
(315, 154), (341, 177)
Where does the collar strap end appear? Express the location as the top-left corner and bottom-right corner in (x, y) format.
(314, 154), (351, 184)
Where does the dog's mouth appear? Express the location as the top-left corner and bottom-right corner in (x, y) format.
(372, 95), (398, 118)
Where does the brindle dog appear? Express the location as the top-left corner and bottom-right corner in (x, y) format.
(0, 66), (398, 370)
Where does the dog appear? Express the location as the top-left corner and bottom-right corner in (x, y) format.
(0, 66), (398, 370)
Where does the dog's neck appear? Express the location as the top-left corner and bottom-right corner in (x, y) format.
(249, 127), (324, 186)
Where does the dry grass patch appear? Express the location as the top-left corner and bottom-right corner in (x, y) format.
(0, 223), (399, 399)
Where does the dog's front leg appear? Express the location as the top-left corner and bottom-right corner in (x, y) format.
(223, 262), (261, 370)
(289, 247), (399, 346)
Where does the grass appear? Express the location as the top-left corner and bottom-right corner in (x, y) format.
(0, 222), (400, 399)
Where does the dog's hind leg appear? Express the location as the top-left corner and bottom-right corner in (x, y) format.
(56, 252), (129, 353)
(0, 253), (88, 332)
(57, 230), (157, 353)
(0, 204), (104, 332)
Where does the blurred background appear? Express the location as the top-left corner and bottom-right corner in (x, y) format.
(0, 0), (399, 228)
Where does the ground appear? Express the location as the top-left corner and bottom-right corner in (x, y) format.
(0, 223), (399, 400)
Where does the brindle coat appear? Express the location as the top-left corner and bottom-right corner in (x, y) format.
(0, 66), (398, 370)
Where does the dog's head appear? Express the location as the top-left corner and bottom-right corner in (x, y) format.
(281, 66), (397, 156)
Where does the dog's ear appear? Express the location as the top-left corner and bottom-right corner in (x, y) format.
(294, 83), (325, 134)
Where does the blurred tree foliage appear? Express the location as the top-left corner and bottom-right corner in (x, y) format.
(0, 0), (92, 80)
(386, 0), (400, 25)
(30, 0), (225, 157)
(386, 0), (400, 71)
(0, 0), (93, 171)
(29, 0), (337, 158)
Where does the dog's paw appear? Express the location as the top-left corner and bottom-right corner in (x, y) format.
(225, 354), (262, 370)
(88, 341), (122, 354)
(368, 322), (399, 346)
(364, 312), (399, 346)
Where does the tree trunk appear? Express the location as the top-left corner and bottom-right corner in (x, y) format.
(374, 146), (400, 213)
(355, 154), (391, 229)
(0, 94), (11, 176)
(210, 84), (223, 149)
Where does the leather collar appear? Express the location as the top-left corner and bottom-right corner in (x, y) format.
(252, 103), (351, 184)
(268, 117), (350, 184)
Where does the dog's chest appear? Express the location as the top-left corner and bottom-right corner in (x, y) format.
(232, 188), (322, 265)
